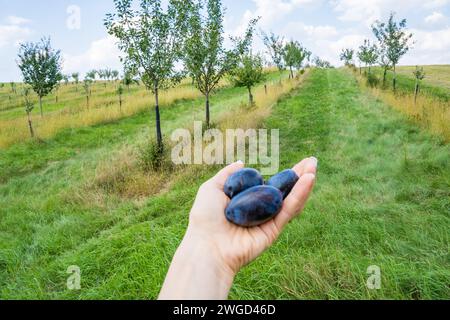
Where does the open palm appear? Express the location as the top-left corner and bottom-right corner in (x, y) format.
(187, 158), (318, 274)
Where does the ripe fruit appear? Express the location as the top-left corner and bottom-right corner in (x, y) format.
(225, 186), (283, 227)
(266, 169), (299, 199)
(224, 168), (264, 199)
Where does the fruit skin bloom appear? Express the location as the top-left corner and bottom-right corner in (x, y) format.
(226, 185), (283, 227)
(267, 169), (299, 199)
(224, 168), (264, 199)
(159, 157), (318, 300)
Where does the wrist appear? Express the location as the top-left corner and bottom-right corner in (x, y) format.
(159, 230), (235, 300)
(179, 231), (236, 289)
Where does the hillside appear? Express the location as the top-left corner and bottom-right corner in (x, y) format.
(0, 68), (448, 299)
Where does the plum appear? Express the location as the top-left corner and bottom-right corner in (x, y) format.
(225, 185), (283, 227)
(266, 169), (299, 199)
(224, 168), (264, 199)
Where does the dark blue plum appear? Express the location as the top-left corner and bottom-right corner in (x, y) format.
(266, 169), (299, 199)
(225, 186), (283, 227)
(224, 168), (264, 199)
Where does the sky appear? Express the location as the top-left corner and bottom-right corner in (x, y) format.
(0, 0), (449, 82)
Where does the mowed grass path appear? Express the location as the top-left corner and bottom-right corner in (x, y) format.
(1, 69), (448, 299)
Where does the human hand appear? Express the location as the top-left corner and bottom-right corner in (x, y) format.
(159, 157), (318, 300)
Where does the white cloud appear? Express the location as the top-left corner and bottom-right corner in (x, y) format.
(0, 17), (33, 48)
(333, 0), (383, 24)
(319, 34), (366, 66)
(302, 25), (339, 39)
(423, 0), (449, 9)
(230, 0), (318, 37)
(6, 15), (31, 25)
(424, 11), (446, 24)
(62, 36), (123, 77)
(403, 27), (450, 65)
(332, 0), (448, 26)
(252, 0), (316, 27)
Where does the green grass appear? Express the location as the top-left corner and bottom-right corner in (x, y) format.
(0, 69), (449, 299)
(395, 65), (450, 90)
(366, 66), (449, 101)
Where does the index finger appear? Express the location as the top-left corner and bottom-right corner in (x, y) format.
(274, 157), (318, 230)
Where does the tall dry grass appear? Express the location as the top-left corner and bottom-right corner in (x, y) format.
(219, 72), (308, 130)
(0, 85), (200, 148)
(354, 72), (450, 142)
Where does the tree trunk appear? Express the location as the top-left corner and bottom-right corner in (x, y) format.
(414, 82), (419, 105)
(27, 112), (34, 138)
(264, 84), (268, 95)
(205, 92), (210, 128)
(393, 65), (397, 92)
(248, 87), (254, 106)
(383, 67), (387, 87)
(290, 67), (294, 79)
(86, 95), (89, 109)
(154, 85), (163, 151)
(39, 96), (43, 118)
(119, 94), (122, 112)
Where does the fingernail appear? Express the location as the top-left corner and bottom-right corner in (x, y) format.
(303, 173), (316, 180)
(236, 160), (244, 165)
(310, 157), (318, 166)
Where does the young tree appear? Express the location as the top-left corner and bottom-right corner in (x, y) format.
(378, 44), (391, 86)
(106, 0), (191, 151)
(358, 40), (379, 75)
(262, 31), (285, 78)
(72, 72), (80, 92)
(55, 73), (64, 103)
(112, 70), (119, 81)
(340, 48), (354, 66)
(106, 69), (113, 82)
(23, 87), (35, 138)
(292, 43), (311, 74)
(230, 52), (265, 106)
(122, 69), (139, 92)
(63, 74), (70, 86)
(10, 82), (17, 94)
(372, 12), (413, 91)
(356, 52), (363, 75)
(97, 69), (106, 87)
(283, 41), (299, 79)
(183, 0), (256, 127)
(117, 85), (124, 112)
(412, 66), (425, 105)
(83, 78), (92, 108)
(85, 70), (97, 95)
(17, 37), (62, 117)
(86, 70), (97, 82)
(314, 56), (332, 69)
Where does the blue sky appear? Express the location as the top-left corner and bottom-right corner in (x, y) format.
(0, 0), (449, 82)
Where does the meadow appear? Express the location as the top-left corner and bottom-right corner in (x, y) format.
(0, 67), (449, 299)
(355, 65), (449, 141)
